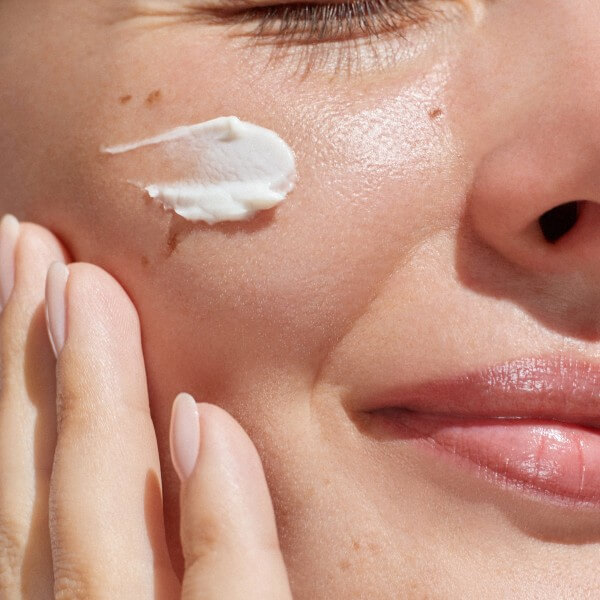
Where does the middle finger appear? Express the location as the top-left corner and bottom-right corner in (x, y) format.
(47, 262), (180, 600)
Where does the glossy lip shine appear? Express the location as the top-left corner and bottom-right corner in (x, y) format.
(361, 356), (600, 506)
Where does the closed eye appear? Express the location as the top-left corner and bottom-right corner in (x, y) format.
(205, 0), (451, 45)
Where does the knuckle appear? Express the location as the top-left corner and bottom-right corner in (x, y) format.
(183, 514), (223, 565)
(54, 385), (93, 434)
(55, 383), (152, 440)
(0, 520), (26, 591)
(53, 561), (91, 600)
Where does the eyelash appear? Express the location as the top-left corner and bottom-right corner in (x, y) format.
(216, 0), (441, 45)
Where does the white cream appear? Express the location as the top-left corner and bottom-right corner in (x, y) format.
(101, 116), (296, 224)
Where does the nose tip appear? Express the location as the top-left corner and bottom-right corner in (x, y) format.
(470, 194), (600, 277)
(462, 137), (600, 339)
(466, 135), (600, 279)
(462, 169), (600, 338)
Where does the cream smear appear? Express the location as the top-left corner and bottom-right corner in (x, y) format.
(101, 116), (296, 224)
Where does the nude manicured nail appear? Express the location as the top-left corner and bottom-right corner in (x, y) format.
(0, 214), (19, 308)
(45, 262), (69, 357)
(170, 393), (200, 482)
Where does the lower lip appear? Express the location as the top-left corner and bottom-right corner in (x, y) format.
(374, 409), (600, 506)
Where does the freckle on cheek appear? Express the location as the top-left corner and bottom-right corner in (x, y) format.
(145, 89), (161, 105)
(166, 231), (180, 256)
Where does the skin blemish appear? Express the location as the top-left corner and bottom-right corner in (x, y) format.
(166, 231), (179, 256)
(352, 540), (361, 551)
(165, 219), (196, 258)
(146, 89), (162, 105)
(428, 107), (443, 120)
(119, 94), (132, 104)
(141, 255), (149, 267)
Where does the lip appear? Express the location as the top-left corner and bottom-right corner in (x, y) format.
(360, 356), (600, 506)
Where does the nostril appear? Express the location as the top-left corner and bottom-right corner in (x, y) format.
(538, 201), (581, 243)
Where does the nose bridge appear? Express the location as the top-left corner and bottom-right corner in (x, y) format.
(462, 1), (600, 143)
(461, 2), (600, 273)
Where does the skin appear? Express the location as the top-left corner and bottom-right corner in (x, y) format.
(0, 221), (291, 599)
(2, 0), (600, 597)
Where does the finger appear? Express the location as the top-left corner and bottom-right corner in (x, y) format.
(0, 217), (69, 599)
(47, 262), (180, 600)
(171, 395), (292, 600)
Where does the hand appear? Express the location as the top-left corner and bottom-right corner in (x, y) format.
(0, 216), (292, 599)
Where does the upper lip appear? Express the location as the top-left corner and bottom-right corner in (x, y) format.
(362, 355), (600, 429)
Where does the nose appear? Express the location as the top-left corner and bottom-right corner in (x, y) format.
(469, 137), (600, 277)
(457, 3), (600, 336)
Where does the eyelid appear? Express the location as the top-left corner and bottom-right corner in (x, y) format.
(202, 0), (446, 45)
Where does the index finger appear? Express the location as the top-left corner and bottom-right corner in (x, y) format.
(171, 396), (293, 600)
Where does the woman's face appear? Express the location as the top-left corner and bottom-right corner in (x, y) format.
(3, 0), (600, 596)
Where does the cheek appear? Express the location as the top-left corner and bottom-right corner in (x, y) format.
(28, 28), (466, 398)
(125, 70), (464, 395)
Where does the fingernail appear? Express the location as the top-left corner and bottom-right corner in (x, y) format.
(170, 393), (200, 482)
(45, 262), (69, 357)
(0, 214), (20, 308)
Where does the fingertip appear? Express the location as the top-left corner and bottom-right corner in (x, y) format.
(180, 402), (281, 551)
(63, 262), (142, 353)
(178, 403), (292, 598)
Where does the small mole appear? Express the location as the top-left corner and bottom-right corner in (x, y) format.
(119, 94), (132, 104)
(141, 256), (149, 267)
(352, 540), (361, 551)
(146, 89), (162, 105)
(428, 107), (443, 120)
